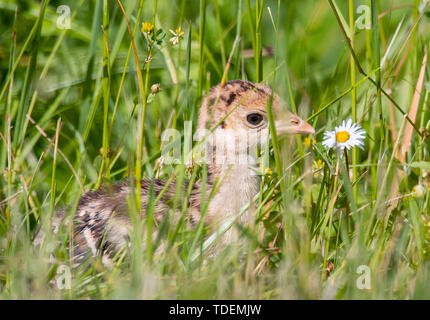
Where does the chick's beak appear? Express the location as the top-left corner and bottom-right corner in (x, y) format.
(275, 112), (315, 135)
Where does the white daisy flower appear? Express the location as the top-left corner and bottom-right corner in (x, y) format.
(322, 119), (366, 151)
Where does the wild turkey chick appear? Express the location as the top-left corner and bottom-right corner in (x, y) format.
(73, 80), (314, 263)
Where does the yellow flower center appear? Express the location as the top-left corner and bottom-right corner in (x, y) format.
(335, 131), (350, 143)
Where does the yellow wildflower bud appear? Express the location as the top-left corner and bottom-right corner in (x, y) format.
(304, 136), (316, 148)
(312, 159), (325, 170)
(141, 21), (154, 34)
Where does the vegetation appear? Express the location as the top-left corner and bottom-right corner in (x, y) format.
(0, 0), (430, 299)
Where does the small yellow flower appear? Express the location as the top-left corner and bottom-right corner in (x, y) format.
(169, 26), (184, 46)
(141, 21), (154, 34)
(312, 159), (325, 170)
(304, 137), (316, 148)
(259, 164), (272, 176)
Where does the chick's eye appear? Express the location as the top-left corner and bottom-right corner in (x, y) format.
(246, 113), (264, 126)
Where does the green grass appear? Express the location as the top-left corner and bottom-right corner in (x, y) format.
(1, 0), (430, 299)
